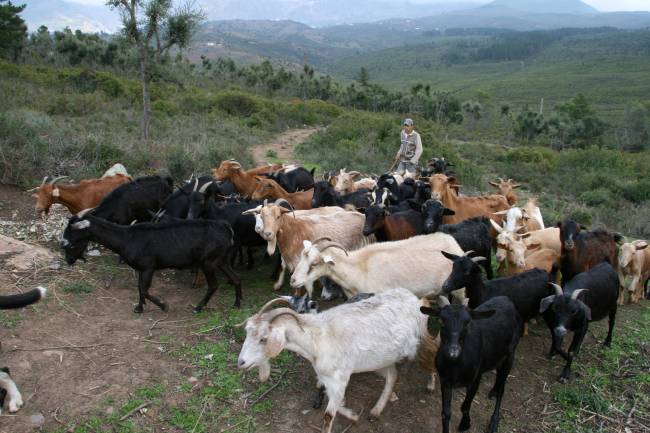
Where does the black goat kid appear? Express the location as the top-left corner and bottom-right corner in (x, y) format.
(60, 214), (242, 312)
(421, 296), (522, 433)
(539, 262), (619, 383)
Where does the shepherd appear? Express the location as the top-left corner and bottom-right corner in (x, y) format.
(393, 117), (423, 177)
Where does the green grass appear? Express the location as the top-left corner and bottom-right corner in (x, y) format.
(0, 310), (22, 328)
(62, 281), (94, 294)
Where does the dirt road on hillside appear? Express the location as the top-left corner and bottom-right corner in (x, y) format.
(252, 127), (320, 166)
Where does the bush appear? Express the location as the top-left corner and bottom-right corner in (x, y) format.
(46, 92), (105, 116)
(578, 188), (613, 206)
(152, 99), (180, 117)
(215, 90), (265, 117)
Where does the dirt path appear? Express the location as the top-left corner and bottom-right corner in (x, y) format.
(252, 127), (320, 166)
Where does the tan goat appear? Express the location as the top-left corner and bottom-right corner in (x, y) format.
(618, 240), (650, 304)
(251, 178), (313, 210)
(488, 178), (521, 206)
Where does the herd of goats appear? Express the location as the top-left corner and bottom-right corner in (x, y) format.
(1, 158), (649, 433)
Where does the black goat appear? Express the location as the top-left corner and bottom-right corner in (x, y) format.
(160, 176), (236, 219)
(376, 174), (416, 204)
(539, 261), (619, 383)
(421, 157), (457, 178)
(441, 251), (552, 332)
(90, 175), (173, 224)
(421, 296), (522, 433)
(60, 214), (242, 312)
(310, 180), (371, 209)
(362, 204), (423, 241)
(413, 200), (493, 279)
(264, 166), (315, 193)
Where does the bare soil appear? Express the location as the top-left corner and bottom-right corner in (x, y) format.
(251, 128), (320, 166)
(0, 162), (648, 433)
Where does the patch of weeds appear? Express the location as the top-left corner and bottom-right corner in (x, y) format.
(62, 281), (94, 294)
(0, 310), (22, 328)
(118, 398), (146, 418)
(252, 399), (273, 413)
(170, 406), (205, 433)
(178, 381), (192, 393)
(135, 383), (164, 400)
(158, 335), (175, 343)
(266, 149), (278, 158)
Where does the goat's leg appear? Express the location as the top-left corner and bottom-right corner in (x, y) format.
(487, 354), (514, 433)
(217, 263), (242, 308)
(369, 365), (398, 420)
(458, 375), (482, 431)
(629, 275), (640, 303)
(246, 247), (255, 269)
(270, 253), (282, 280)
(427, 372), (436, 392)
(134, 270), (154, 313)
(604, 306), (616, 347)
(313, 383), (326, 409)
(440, 380), (453, 433)
(483, 254), (493, 280)
(0, 370), (22, 413)
(272, 259), (286, 291)
(194, 264), (219, 313)
(320, 378), (346, 433)
(559, 327), (586, 383)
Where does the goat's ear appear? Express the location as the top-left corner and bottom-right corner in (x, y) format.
(490, 219), (504, 233)
(323, 255), (335, 264)
(264, 327), (286, 358)
(349, 171), (361, 179)
(406, 199), (421, 211)
(446, 162), (454, 166)
(555, 221), (563, 228)
(539, 295), (555, 313)
(420, 306), (441, 317)
(526, 242), (542, 251)
(636, 241), (648, 250)
(441, 250), (460, 262)
(577, 301), (592, 321)
(520, 232), (532, 239)
(71, 220), (90, 230)
(302, 240), (312, 251)
(443, 207), (455, 216)
(242, 205), (263, 215)
(357, 207), (366, 214)
(488, 181), (499, 187)
(470, 309), (495, 321)
(492, 210), (508, 216)
(512, 183), (522, 189)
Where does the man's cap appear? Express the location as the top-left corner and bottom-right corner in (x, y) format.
(403, 118), (414, 126)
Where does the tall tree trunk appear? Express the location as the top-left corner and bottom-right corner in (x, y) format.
(139, 45), (151, 140)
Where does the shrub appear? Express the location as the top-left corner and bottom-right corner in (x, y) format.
(152, 99), (180, 117)
(46, 92), (105, 116)
(215, 90), (264, 117)
(578, 188), (613, 206)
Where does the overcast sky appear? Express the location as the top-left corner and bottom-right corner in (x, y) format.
(65, 0), (650, 12)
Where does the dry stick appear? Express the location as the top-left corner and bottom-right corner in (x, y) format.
(8, 343), (110, 352)
(248, 370), (287, 406)
(118, 401), (152, 421)
(220, 418), (250, 433)
(148, 314), (169, 338)
(191, 398), (209, 433)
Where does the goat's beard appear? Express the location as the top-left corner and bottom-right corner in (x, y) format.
(258, 360), (271, 382)
(266, 238), (277, 256)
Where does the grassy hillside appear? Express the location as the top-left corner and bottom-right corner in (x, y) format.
(327, 29), (650, 122)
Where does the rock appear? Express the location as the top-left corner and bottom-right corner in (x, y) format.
(30, 413), (45, 428)
(87, 249), (101, 257)
(188, 376), (199, 384)
(105, 406), (115, 415)
(0, 234), (57, 272)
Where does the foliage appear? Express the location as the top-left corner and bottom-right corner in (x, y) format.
(0, 0), (27, 61)
(548, 93), (607, 149)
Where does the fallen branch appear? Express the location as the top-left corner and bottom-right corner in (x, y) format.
(248, 370), (287, 406)
(8, 343), (111, 352)
(119, 401), (152, 421)
(191, 397), (208, 433)
(220, 417), (250, 433)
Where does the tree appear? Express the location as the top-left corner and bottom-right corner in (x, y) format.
(106, 0), (204, 139)
(549, 94), (607, 149)
(515, 107), (547, 142)
(0, 0), (27, 60)
(618, 103), (649, 152)
(356, 67), (369, 87)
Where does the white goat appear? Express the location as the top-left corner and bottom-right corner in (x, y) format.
(289, 233), (465, 299)
(237, 289), (434, 433)
(101, 163), (129, 178)
(494, 198), (544, 233)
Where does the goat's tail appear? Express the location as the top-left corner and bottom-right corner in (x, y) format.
(0, 287), (47, 310)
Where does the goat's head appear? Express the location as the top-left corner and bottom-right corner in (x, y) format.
(440, 250), (486, 294)
(311, 181), (332, 208)
(557, 220), (586, 251)
(278, 294), (319, 315)
(429, 174), (456, 201)
(212, 160), (242, 181)
(186, 182), (213, 220)
(334, 169), (360, 194)
(30, 176), (69, 218)
(237, 298), (303, 382)
(362, 205), (387, 236)
(417, 199), (455, 234)
(290, 238), (348, 290)
(539, 284), (591, 339)
(619, 240), (648, 269)
(490, 219), (518, 263)
(251, 178), (283, 201)
(60, 210), (93, 265)
(488, 178), (521, 198)
(428, 157), (453, 174)
(420, 296), (495, 360)
(242, 200), (293, 255)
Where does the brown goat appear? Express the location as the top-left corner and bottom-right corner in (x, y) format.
(31, 174), (132, 217)
(211, 160), (279, 197)
(251, 178), (313, 210)
(489, 178), (521, 206)
(429, 174), (509, 225)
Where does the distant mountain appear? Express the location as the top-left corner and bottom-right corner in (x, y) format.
(485, 0), (598, 15)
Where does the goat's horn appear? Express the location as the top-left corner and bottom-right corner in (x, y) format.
(508, 178), (513, 183)
(50, 175), (68, 185)
(76, 208), (94, 218)
(41, 176), (49, 186)
(317, 241), (349, 256)
(497, 177), (504, 183)
(274, 198), (295, 218)
(571, 289), (588, 300)
(192, 178), (199, 192)
(550, 283), (563, 297)
(462, 250), (475, 257)
(311, 237), (333, 246)
(257, 297), (292, 315)
(198, 181), (213, 194)
(438, 296), (450, 307)
(268, 308), (304, 331)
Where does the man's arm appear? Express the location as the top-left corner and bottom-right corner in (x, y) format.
(411, 132), (423, 164)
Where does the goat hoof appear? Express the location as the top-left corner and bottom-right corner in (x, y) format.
(559, 376), (569, 384)
(603, 341), (612, 348)
(458, 417), (471, 431)
(233, 301), (241, 309)
(133, 304), (143, 313)
(192, 306), (203, 314)
(160, 303), (169, 312)
(368, 414), (378, 422)
(488, 389), (497, 400)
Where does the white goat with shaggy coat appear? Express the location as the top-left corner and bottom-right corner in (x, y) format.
(237, 289), (432, 433)
(289, 233), (464, 299)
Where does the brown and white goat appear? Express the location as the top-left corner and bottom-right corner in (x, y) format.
(334, 169), (376, 194)
(618, 240), (649, 304)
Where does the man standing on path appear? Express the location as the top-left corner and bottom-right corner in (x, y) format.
(394, 118), (422, 177)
